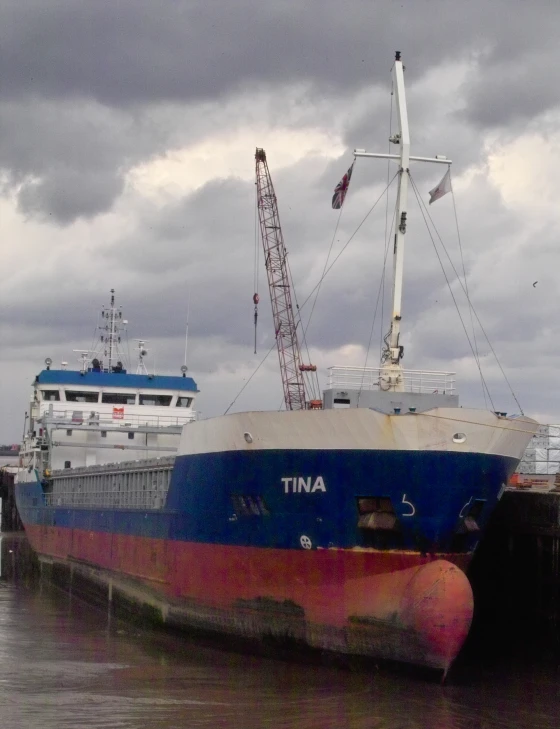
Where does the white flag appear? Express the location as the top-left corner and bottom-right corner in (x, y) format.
(428, 168), (452, 204)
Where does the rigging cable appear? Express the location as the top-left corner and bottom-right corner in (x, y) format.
(450, 172), (487, 408)
(224, 340), (278, 415)
(225, 172), (399, 415)
(285, 255), (321, 402)
(297, 171), (399, 318)
(419, 410), (536, 435)
(409, 173), (496, 411)
(253, 176), (260, 354)
(356, 187), (397, 407)
(88, 310), (100, 362)
(125, 326), (131, 373)
(409, 172), (525, 415)
(357, 77), (396, 406)
(302, 187), (345, 342)
(299, 170), (400, 323)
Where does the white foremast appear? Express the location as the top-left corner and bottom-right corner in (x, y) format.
(354, 51), (452, 392)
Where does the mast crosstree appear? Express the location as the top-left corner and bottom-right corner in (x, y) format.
(74, 290), (129, 374)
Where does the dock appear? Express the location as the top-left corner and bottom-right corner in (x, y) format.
(469, 473), (560, 639)
(0, 467), (23, 533)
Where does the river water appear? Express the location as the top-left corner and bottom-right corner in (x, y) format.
(1, 534), (559, 729)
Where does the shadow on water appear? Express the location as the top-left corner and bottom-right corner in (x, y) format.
(0, 532), (40, 584)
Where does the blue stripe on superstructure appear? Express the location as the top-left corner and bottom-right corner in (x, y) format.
(36, 369), (198, 391)
(16, 448), (516, 555)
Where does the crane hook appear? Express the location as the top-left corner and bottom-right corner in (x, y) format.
(253, 293), (259, 354)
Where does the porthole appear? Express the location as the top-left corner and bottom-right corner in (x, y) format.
(452, 433), (467, 444)
(243, 432), (253, 444)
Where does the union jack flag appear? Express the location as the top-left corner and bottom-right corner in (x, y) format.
(331, 162), (354, 209)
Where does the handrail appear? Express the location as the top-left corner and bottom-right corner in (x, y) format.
(327, 366), (456, 394)
(37, 407), (196, 428)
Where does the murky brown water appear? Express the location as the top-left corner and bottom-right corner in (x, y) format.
(1, 535), (559, 729)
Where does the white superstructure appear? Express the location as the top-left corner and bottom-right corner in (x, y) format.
(18, 292), (198, 477)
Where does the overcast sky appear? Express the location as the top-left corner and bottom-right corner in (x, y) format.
(2, 1), (560, 443)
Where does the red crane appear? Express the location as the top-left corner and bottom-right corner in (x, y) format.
(254, 148), (320, 411)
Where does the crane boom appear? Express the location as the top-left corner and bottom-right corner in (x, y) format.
(255, 148), (310, 411)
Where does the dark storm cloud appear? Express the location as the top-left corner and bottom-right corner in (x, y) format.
(2, 1), (556, 111)
(2, 0), (560, 223)
(462, 41), (560, 127)
(0, 1), (449, 105)
(17, 169), (122, 223)
(0, 99), (142, 222)
(3, 1), (560, 440)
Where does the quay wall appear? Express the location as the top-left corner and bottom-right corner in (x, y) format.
(468, 484), (560, 643)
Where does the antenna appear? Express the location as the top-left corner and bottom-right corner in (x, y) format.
(134, 340), (149, 375)
(72, 350), (91, 373)
(183, 291), (190, 371)
(99, 289), (126, 371)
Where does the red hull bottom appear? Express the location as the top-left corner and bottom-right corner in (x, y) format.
(26, 524), (473, 673)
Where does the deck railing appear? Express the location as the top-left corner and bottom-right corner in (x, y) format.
(326, 366), (456, 394)
(38, 407), (196, 429)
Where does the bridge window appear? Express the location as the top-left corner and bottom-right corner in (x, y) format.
(42, 390), (60, 401)
(102, 393), (136, 404)
(176, 396), (193, 408)
(66, 391), (99, 403)
(333, 397), (351, 408)
(139, 394), (172, 406)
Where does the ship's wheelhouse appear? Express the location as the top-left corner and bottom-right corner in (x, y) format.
(24, 368), (199, 471)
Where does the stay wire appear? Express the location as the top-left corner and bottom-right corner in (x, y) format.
(296, 192), (345, 402)
(357, 190), (397, 407)
(254, 177), (260, 354)
(89, 311), (100, 360)
(226, 172), (398, 414)
(408, 174), (496, 412)
(224, 340), (277, 415)
(298, 171), (399, 314)
(409, 173), (524, 415)
(254, 176), (259, 294)
(286, 255), (321, 401)
(125, 329), (131, 373)
(254, 171), (260, 294)
(303, 198), (345, 343)
(450, 172), (486, 408)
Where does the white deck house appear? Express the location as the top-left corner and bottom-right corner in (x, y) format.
(22, 367), (198, 471)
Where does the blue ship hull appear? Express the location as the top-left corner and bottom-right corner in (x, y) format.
(17, 448), (515, 553)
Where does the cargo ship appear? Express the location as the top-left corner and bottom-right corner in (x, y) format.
(15, 53), (538, 676)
